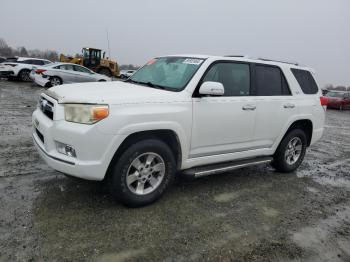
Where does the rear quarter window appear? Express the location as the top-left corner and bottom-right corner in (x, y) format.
(254, 65), (291, 96)
(291, 69), (319, 94)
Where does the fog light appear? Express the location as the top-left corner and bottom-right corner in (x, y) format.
(56, 141), (76, 158)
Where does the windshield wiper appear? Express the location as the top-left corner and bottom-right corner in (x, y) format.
(144, 81), (166, 90)
(126, 79), (166, 90)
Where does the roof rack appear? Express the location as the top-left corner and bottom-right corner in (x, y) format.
(224, 55), (300, 66)
(225, 55), (247, 58)
(257, 57), (299, 66)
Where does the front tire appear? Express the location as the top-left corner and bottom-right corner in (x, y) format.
(272, 129), (307, 173)
(108, 139), (176, 207)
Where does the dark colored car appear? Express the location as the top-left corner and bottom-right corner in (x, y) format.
(326, 91), (350, 110)
(0, 57), (5, 63)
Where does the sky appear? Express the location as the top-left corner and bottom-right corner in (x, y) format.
(0, 0), (349, 87)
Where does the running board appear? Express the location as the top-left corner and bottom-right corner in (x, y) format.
(182, 156), (273, 178)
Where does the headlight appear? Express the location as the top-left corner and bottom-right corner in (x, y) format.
(64, 104), (109, 124)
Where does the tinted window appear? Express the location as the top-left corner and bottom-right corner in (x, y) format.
(255, 65), (290, 96)
(32, 60), (45, 65)
(291, 69), (318, 94)
(202, 62), (250, 96)
(20, 60), (32, 64)
(74, 65), (92, 74)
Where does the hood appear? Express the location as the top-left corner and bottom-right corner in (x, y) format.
(44, 81), (188, 104)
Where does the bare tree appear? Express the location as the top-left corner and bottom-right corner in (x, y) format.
(334, 86), (346, 91)
(18, 47), (28, 57)
(0, 38), (13, 57)
(324, 84), (334, 90)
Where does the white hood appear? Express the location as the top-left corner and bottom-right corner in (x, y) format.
(45, 81), (189, 104)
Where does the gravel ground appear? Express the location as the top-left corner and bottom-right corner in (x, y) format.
(0, 79), (350, 262)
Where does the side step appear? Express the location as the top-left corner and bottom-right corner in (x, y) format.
(182, 156), (273, 178)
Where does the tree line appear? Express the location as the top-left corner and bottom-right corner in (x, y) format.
(324, 84), (350, 92)
(0, 38), (140, 70)
(0, 38), (59, 61)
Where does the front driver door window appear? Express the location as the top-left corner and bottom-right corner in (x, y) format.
(73, 65), (94, 82)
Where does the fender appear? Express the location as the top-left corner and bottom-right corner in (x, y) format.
(271, 113), (314, 151)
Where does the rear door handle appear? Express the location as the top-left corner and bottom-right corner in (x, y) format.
(283, 103), (295, 109)
(242, 104), (256, 111)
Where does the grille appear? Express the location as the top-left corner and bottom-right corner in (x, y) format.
(36, 128), (44, 144)
(39, 96), (54, 120)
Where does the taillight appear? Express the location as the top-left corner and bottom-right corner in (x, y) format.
(320, 96), (328, 106)
(35, 69), (47, 74)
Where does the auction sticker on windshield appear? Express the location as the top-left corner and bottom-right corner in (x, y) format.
(183, 58), (203, 65)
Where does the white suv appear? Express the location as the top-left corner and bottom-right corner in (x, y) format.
(0, 57), (52, 81)
(32, 55), (326, 206)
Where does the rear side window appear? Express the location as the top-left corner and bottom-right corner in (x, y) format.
(291, 69), (318, 94)
(57, 64), (75, 71)
(255, 65), (291, 96)
(32, 60), (45, 65)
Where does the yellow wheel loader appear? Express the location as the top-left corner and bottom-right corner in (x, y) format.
(60, 47), (120, 77)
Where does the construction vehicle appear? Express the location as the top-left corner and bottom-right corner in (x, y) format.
(60, 47), (120, 77)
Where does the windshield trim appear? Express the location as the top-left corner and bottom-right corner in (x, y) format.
(129, 56), (207, 92)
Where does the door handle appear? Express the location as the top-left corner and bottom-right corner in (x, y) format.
(283, 103), (295, 109)
(242, 104), (256, 111)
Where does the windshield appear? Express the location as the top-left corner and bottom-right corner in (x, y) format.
(327, 92), (344, 98)
(129, 57), (204, 91)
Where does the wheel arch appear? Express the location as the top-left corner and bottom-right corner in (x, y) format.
(18, 68), (31, 79)
(284, 119), (313, 147)
(104, 129), (182, 180)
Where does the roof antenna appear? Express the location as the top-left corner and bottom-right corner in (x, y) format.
(106, 29), (111, 58)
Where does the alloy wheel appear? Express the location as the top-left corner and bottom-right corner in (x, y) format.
(285, 137), (302, 165)
(126, 152), (165, 195)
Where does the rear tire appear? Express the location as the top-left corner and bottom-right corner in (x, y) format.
(108, 139), (176, 207)
(271, 129), (307, 173)
(19, 69), (31, 82)
(50, 76), (62, 86)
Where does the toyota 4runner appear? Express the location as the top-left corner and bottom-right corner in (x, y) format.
(32, 55), (326, 206)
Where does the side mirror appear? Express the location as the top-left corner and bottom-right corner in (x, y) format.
(199, 81), (224, 96)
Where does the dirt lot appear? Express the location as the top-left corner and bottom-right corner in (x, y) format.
(0, 79), (350, 262)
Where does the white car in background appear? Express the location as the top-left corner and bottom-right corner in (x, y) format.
(119, 69), (136, 79)
(31, 62), (111, 87)
(0, 57), (52, 81)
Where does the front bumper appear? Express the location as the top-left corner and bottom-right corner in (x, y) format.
(32, 97), (126, 181)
